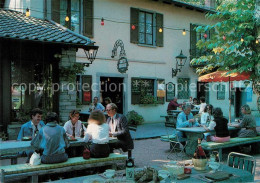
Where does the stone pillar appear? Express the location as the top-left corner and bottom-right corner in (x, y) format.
(59, 48), (77, 123)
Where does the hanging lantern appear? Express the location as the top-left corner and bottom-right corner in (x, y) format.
(159, 28), (163, 33)
(182, 29), (186, 36)
(223, 35), (226, 40)
(241, 36), (244, 42)
(204, 33), (208, 39)
(101, 18), (104, 26)
(26, 8), (30, 17)
(131, 25), (136, 30)
(256, 39), (259, 44)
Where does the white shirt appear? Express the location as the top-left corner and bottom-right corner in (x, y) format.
(109, 115), (117, 134)
(84, 123), (109, 144)
(63, 120), (86, 137)
(200, 112), (214, 125)
(31, 121), (43, 137)
(199, 103), (207, 114)
(208, 121), (216, 131)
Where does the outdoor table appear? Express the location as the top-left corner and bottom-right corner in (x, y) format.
(46, 164), (253, 183)
(80, 111), (108, 122)
(176, 126), (238, 156)
(0, 137), (118, 156)
(170, 109), (199, 116)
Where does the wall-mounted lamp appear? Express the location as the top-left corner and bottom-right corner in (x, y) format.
(172, 50), (187, 77)
(26, 8), (30, 17)
(83, 46), (99, 67)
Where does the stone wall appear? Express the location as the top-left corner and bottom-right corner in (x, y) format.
(59, 48), (77, 123)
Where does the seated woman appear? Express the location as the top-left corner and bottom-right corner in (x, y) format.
(202, 108), (230, 143)
(64, 110), (86, 139)
(84, 110), (110, 158)
(229, 105), (257, 137)
(31, 112), (69, 164)
(200, 104), (214, 125)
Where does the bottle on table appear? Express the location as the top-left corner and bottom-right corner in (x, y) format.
(126, 149), (135, 181)
(80, 124), (85, 138)
(193, 138), (206, 159)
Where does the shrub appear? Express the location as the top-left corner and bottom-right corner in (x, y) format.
(126, 110), (144, 126)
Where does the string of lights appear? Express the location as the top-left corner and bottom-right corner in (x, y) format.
(1, 6), (259, 43)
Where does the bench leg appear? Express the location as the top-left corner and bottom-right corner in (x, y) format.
(11, 157), (17, 165)
(218, 148), (222, 162)
(30, 175), (38, 183)
(1, 169), (5, 183)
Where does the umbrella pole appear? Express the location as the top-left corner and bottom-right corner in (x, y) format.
(229, 77), (231, 124)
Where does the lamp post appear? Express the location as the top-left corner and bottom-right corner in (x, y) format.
(172, 50), (187, 77)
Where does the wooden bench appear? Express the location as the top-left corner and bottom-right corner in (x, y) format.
(201, 135), (260, 161)
(0, 153), (127, 183)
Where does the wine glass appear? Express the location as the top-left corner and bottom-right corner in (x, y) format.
(208, 151), (220, 172)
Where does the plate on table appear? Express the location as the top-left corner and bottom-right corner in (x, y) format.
(22, 137), (32, 141)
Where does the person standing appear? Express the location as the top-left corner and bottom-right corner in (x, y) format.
(229, 105), (257, 137)
(106, 103), (133, 152)
(84, 110), (110, 158)
(198, 97), (207, 114)
(63, 110), (86, 139)
(31, 112), (69, 164)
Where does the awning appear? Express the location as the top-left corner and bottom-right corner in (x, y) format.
(198, 71), (251, 83)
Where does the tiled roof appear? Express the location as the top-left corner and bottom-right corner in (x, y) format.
(0, 9), (96, 48)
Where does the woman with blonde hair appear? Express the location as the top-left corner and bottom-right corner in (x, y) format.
(229, 104), (257, 137)
(84, 110), (110, 158)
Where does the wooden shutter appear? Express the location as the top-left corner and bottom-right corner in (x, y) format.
(130, 7), (139, 44)
(156, 13), (163, 47)
(190, 24), (197, 59)
(52, 0), (60, 23)
(83, 0), (93, 38)
(82, 75), (92, 105)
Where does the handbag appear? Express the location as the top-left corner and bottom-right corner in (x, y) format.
(29, 152), (41, 165)
(83, 145), (91, 159)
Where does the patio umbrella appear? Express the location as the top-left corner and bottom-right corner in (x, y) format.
(198, 70), (251, 123)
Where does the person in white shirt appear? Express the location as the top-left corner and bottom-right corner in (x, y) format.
(200, 104), (214, 125)
(63, 110), (86, 139)
(84, 110), (110, 158)
(198, 97), (207, 114)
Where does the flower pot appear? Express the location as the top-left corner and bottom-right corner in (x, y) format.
(192, 158), (208, 170)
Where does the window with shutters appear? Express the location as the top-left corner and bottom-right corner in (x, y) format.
(51, 0), (93, 37)
(130, 8), (163, 47)
(177, 78), (190, 99)
(131, 78), (165, 104)
(190, 24), (213, 59)
(76, 75), (92, 105)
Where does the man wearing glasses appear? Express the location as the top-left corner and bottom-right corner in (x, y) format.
(106, 103), (133, 152)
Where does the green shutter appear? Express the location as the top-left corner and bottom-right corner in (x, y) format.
(130, 7), (139, 44)
(52, 0), (60, 23)
(190, 23), (197, 59)
(83, 0), (93, 38)
(156, 13), (163, 47)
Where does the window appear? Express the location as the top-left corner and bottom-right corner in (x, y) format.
(130, 7), (163, 47)
(177, 78), (190, 99)
(131, 78), (165, 104)
(217, 84), (225, 100)
(77, 75), (92, 105)
(51, 0), (93, 37)
(190, 23), (214, 59)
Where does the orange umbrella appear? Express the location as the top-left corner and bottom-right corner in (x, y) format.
(198, 71), (251, 123)
(198, 71), (251, 82)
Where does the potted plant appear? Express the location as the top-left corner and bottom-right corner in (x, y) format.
(126, 110), (144, 127)
(140, 95), (158, 105)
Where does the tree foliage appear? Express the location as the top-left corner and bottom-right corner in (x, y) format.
(191, 0), (259, 83)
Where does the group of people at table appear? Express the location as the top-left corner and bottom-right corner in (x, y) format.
(167, 96), (257, 148)
(16, 101), (133, 164)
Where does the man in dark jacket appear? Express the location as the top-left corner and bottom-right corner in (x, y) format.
(106, 103), (133, 152)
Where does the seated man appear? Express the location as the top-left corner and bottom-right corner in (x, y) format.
(106, 103), (133, 152)
(17, 108), (45, 162)
(167, 97), (183, 114)
(89, 97), (105, 112)
(176, 105), (199, 146)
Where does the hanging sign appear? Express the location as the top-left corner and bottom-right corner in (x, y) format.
(117, 57), (128, 73)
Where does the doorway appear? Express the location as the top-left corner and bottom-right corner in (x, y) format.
(197, 82), (209, 104)
(100, 77), (124, 114)
(235, 88), (246, 118)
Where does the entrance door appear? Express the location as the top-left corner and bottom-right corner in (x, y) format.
(100, 77), (124, 114)
(197, 82), (209, 103)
